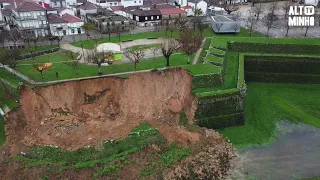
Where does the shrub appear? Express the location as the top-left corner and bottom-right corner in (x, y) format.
(191, 73), (223, 89)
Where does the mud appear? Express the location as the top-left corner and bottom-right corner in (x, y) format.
(4, 68), (199, 155)
(234, 121), (320, 180)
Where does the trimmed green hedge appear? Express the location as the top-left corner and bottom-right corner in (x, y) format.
(237, 54), (245, 88)
(228, 42), (320, 55)
(244, 55), (320, 74)
(245, 72), (320, 84)
(196, 113), (244, 129)
(195, 93), (240, 119)
(191, 73), (223, 89)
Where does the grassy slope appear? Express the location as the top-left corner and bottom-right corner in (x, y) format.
(15, 53), (191, 82)
(17, 51), (74, 64)
(219, 83), (320, 147)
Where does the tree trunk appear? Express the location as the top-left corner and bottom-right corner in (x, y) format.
(170, 31), (173, 37)
(34, 41), (37, 48)
(304, 26), (309, 37)
(285, 26), (289, 37)
(134, 62), (137, 70)
(118, 34), (120, 41)
(165, 56), (170, 66)
(98, 65), (102, 75)
(266, 28), (270, 37)
(76, 68), (79, 75)
(187, 56), (190, 64)
(108, 32), (111, 41)
(40, 71), (43, 79)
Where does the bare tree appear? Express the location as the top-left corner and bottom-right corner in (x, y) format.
(284, 18), (290, 37)
(246, 8), (258, 36)
(262, 2), (278, 37)
(196, 20), (207, 36)
(55, 36), (64, 46)
(82, 23), (94, 40)
(161, 38), (181, 66)
(105, 25), (113, 41)
(88, 49), (112, 75)
(168, 22), (176, 37)
(63, 50), (79, 75)
(31, 36), (39, 49)
(21, 31), (32, 48)
(1, 49), (20, 68)
(163, 20), (170, 36)
(0, 31), (6, 48)
(215, 23), (223, 34)
(304, 26), (310, 37)
(123, 46), (146, 69)
(150, 46), (160, 61)
(7, 29), (21, 49)
(252, 3), (263, 20)
(282, 1), (293, 19)
(153, 22), (161, 37)
(231, 23), (240, 36)
(222, 3), (239, 15)
(114, 24), (124, 41)
(178, 30), (203, 64)
(175, 18), (188, 31)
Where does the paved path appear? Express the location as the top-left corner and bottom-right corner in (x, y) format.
(2, 64), (36, 84)
(60, 43), (90, 63)
(192, 38), (207, 65)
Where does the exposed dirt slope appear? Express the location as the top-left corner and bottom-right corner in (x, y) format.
(5, 68), (198, 154)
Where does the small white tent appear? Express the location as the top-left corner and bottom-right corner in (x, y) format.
(96, 43), (122, 53)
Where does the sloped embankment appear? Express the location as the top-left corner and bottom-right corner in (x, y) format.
(5, 68), (200, 154)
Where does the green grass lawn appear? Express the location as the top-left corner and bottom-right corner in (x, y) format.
(18, 51), (75, 65)
(182, 63), (221, 75)
(198, 38), (212, 64)
(0, 68), (21, 110)
(20, 44), (59, 55)
(72, 27), (263, 49)
(15, 53), (193, 82)
(219, 83), (320, 147)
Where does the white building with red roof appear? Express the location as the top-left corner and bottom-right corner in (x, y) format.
(48, 12), (84, 36)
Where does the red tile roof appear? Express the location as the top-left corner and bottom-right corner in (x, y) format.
(62, 13), (83, 23)
(38, 1), (50, 9)
(159, 8), (186, 15)
(47, 13), (66, 23)
(110, 6), (124, 11)
(14, 1), (46, 12)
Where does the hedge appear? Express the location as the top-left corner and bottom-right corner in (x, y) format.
(195, 94), (241, 119)
(227, 42), (320, 55)
(244, 55), (320, 74)
(196, 113), (244, 129)
(245, 72), (320, 84)
(237, 54), (245, 88)
(196, 88), (239, 99)
(18, 48), (60, 60)
(191, 73), (223, 89)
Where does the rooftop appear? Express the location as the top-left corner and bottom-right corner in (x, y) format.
(211, 15), (234, 22)
(47, 13), (66, 24)
(109, 6), (124, 11)
(62, 13), (84, 23)
(78, 1), (102, 10)
(159, 8), (186, 15)
(14, 1), (46, 12)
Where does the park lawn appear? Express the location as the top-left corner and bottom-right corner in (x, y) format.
(219, 83), (320, 147)
(20, 44), (59, 55)
(17, 51), (75, 65)
(72, 27), (262, 49)
(15, 53), (192, 82)
(182, 63), (221, 75)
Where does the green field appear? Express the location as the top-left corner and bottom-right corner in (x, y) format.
(20, 44), (59, 55)
(15, 53), (195, 82)
(72, 28), (263, 49)
(0, 68), (21, 109)
(219, 83), (320, 147)
(17, 51), (75, 64)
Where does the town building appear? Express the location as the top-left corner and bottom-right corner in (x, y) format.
(187, 0), (207, 16)
(48, 12), (84, 36)
(210, 15), (240, 33)
(11, 1), (49, 37)
(87, 12), (130, 33)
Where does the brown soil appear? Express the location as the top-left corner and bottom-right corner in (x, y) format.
(3, 68), (199, 155)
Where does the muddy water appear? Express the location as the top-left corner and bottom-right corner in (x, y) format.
(236, 121), (320, 180)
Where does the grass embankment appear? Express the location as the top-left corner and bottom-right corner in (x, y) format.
(12, 124), (190, 179)
(219, 83), (320, 147)
(20, 45), (59, 55)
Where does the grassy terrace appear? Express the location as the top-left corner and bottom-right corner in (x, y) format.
(14, 52), (196, 82)
(220, 83), (320, 147)
(72, 28), (263, 49)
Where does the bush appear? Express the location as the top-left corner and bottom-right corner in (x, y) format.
(245, 72), (320, 84)
(191, 73), (223, 89)
(228, 42), (320, 55)
(196, 113), (244, 129)
(244, 55), (320, 74)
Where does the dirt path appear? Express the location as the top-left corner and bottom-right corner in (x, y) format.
(192, 38), (206, 65)
(233, 121), (320, 180)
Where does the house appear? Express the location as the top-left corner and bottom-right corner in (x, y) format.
(180, 5), (192, 16)
(55, 7), (75, 16)
(210, 15), (239, 33)
(47, 13), (68, 36)
(87, 13), (129, 33)
(129, 8), (161, 26)
(107, 5), (124, 15)
(159, 8), (186, 22)
(78, 1), (105, 20)
(40, 0), (77, 8)
(62, 13), (84, 35)
(187, 0), (207, 16)
(48, 13), (84, 36)
(11, 1), (49, 37)
(0, 9), (7, 30)
(92, 0), (121, 7)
